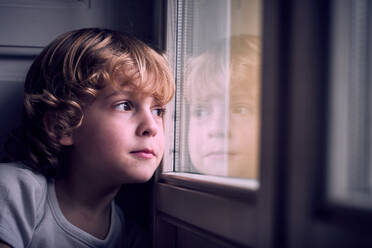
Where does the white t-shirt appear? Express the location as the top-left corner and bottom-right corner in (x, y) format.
(0, 162), (126, 248)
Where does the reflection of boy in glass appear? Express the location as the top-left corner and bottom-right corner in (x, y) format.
(185, 35), (260, 178)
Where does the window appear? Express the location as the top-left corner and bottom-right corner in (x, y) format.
(154, 0), (263, 247)
(153, 0), (372, 247)
(163, 0), (262, 182)
(328, 0), (372, 210)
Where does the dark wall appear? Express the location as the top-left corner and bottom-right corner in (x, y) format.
(111, 0), (155, 45)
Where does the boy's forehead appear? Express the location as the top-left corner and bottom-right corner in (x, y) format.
(100, 84), (154, 100)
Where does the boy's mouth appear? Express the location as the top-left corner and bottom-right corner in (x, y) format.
(204, 151), (236, 158)
(130, 149), (155, 159)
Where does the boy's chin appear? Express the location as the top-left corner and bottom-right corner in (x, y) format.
(132, 174), (154, 183)
(123, 170), (156, 184)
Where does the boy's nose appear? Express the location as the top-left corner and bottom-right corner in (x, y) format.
(136, 110), (159, 137)
(208, 107), (230, 139)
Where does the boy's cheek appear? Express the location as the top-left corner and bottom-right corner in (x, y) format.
(158, 131), (166, 157)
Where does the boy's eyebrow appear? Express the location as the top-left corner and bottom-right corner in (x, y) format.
(103, 91), (120, 100)
(102, 88), (162, 104)
(103, 90), (131, 100)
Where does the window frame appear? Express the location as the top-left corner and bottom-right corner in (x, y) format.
(152, 0), (372, 247)
(152, 0), (279, 247)
(285, 0), (372, 247)
(159, 0), (264, 196)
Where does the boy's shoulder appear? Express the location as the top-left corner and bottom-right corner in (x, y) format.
(0, 161), (48, 211)
(0, 162), (48, 248)
(0, 162), (47, 189)
(0, 162), (48, 211)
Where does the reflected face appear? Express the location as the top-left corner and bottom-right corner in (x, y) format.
(70, 85), (166, 184)
(186, 35), (261, 178)
(188, 94), (230, 176)
(188, 81), (259, 178)
(228, 89), (259, 178)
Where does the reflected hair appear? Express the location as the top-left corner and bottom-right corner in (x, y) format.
(185, 35), (261, 102)
(7, 28), (175, 177)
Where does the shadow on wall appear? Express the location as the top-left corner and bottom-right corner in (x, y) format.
(0, 81), (23, 159)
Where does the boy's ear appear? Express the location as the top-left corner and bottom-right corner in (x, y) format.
(43, 112), (74, 146)
(59, 134), (73, 146)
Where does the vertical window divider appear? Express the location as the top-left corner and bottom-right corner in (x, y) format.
(173, 0), (184, 173)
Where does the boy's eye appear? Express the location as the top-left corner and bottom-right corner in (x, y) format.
(115, 101), (133, 111)
(152, 107), (166, 117)
(191, 104), (210, 119)
(231, 104), (251, 115)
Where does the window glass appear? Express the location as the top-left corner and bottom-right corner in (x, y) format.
(328, 0), (372, 209)
(169, 0), (262, 179)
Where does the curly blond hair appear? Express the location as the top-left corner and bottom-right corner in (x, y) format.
(7, 28), (174, 177)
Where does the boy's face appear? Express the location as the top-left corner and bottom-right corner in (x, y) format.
(69, 84), (165, 184)
(188, 78), (259, 178)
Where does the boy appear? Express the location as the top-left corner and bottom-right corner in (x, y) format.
(185, 35), (260, 178)
(0, 28), (174, 248)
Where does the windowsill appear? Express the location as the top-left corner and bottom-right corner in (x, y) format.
(157, 171), (259, 201)
(162, 171), (259, 189)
